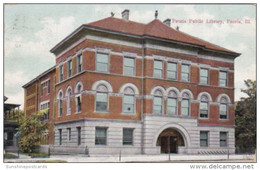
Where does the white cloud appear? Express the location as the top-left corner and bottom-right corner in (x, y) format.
(4, 91), (25, 109)
(4, 16), (77, 109)
(4, 71), (30, 88)
(5, 16), (76, 60)
(4, 71), (30, 108)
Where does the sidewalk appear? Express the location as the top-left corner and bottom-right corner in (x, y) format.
(4, 153), (255, 163)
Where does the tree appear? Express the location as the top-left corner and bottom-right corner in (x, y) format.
(18, 109), (49, 153)
(235, 79), (256, 153)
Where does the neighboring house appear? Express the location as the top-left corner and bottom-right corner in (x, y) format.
(4, 96), (20, 150)
(23, 10), (240, 155)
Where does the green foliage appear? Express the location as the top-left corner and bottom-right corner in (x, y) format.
(4, 153), (18, 159)
(18, 109), (49, 153)
(235, 79), (256, 153)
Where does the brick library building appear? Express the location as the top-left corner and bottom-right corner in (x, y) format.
(23, 10), (240, 155)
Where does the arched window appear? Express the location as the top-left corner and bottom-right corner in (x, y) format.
(66, 87), (72, 115)
(96, 85), (108, 112)
(75, 82), (83, 113)
(123, 87), (135, 114)
(153, 89), (163, 115)
(58, 91), (63, 117)
(181, 92), (190, 116)
(200, 95), (209, 118)
(219, 97), (228, 119)
(166, 90), (178, 115)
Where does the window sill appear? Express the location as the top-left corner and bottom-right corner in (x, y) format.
(94, 111), (109, 114)
(166, 78), (177, 81)
(95, 144), (107, 146)
(199, 117), (209, 120)
(122, 144), (134, 147)
(121, 112), (136, 115)
(219, 118), (229, 121)
(180, 80), (190, 83)
(123, 73), (136, 77)
(199, 83), (209, 86)
(95, 70), (109, 74)
(75, 111), (81, 114)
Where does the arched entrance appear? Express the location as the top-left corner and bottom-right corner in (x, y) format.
(156, 128), (185, 154)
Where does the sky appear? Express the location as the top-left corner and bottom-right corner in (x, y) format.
(3, 4), (256, 109)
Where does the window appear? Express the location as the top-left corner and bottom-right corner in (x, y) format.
(95, 127), (107, 145)
(47, 80), (50, 93)
(67, 128), (71, 142)
(40, 84), (44, 96)
(76, 96), (81, 112)
(123, 95), (135, 113)
(167, 62), (177, 79)
(219, 71), (227, 87)
(123, 57), (135, 76)
(200, 101), (208, 118)
(59, 65), (64, 82)
(96, 53), (109, 72)
(41, 81), (50, 96)
(58, 129), (62, 145)
(181, 64), (189, 81)
(181, 99), (189, 116)
(220, 103), (227, 119)
(40, 102), (49, 120)
(96, 93), (108, 112)
(200, 131), (208, 147)
(167, 98), (177, 115)
(123, 87), (135, 114)
(181, 92), (190, 116)
(75, 84), (82, 113)
(96, 85), (108, 112)
(219, 97), (228, 119)
(58, 92), (63, 117)
(153, 90), (163, 114)
(77, 54), (82, 73)
(123, 128), (134, 145)
(68, 60), (72, 78)
(66, 89), (72, 115)
(77, 127), (81, 145)
(220, 132), (228, 147)
(200, 68), (209, 85)
(153, 60), (163, 78)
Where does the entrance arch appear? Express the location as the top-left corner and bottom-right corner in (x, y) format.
(156, 128), (185, 153)
(153, 123), (191, 154)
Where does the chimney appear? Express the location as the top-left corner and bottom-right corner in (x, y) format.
(163, 18), (171, 27)
(122, 9), (130, 20)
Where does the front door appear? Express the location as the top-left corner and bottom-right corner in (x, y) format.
(160, 136), (168, 153)
(160, 136), (178, 153)
(170, 136), (177, 153)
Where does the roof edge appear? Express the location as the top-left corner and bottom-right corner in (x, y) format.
(22, 65), (56, 88)
(50, 25), (85, 53)
(51, 24), (240, 58)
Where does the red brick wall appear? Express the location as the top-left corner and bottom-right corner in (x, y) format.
(110, 54), (123, 74)
(27, 38), (236, 131)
